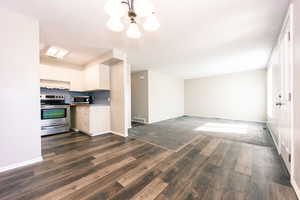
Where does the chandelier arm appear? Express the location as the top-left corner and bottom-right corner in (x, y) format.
(121, 0), (131, 9)
(130, 0), (134, 11)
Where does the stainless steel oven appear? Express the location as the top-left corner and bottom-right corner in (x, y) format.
(40, 95), (70, 136)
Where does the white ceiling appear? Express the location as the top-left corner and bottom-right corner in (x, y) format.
(0, 0), (289, 79)
(40, 45), (110, 66)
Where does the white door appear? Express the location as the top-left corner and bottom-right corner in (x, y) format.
(277, 16), (293, 173)
(271, 47), (281, 145)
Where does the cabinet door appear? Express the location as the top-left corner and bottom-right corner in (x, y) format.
(84, 64), (110, 91)
(89, 106), (111, 134)
(84, 64), (100, 91)
(74, 106), (90, 133)
(99, 65), (110, 90)
(70, 78), (84, 91)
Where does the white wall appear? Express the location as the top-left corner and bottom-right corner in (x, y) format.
(0, 7), (41, 170)
(148, 70), (184, 123)
(291, 1), (300, 197)
(131, 71), (149, 123)
(185, 69), (267, 122)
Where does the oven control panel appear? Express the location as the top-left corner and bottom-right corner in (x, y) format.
(40, 94), (65, 100)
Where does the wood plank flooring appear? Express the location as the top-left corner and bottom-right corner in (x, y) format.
(0, 132), (297, 200)
(129, 116), (273, 151)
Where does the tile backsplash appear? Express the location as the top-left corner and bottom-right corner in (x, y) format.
(40, 88), (110, 105)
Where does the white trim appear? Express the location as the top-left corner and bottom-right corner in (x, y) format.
(288, 3), (296, 184)
(90, 131), (111, 137)
(291, 177), (300, 199)
(70, 128), (80, 132)
(81, 131), (112, 137)
(112, 131), (127, 137)
(266, 123), (280, 154)
(148, 115), (186, 124)
(0, 156), (43, 173)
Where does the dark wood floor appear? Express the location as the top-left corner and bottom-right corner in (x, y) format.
(0, 132), (297, 200)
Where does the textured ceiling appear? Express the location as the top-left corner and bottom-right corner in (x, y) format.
(0, 0), (289, 79)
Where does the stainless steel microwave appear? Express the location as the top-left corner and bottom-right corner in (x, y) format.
(72, 96), (94, 104)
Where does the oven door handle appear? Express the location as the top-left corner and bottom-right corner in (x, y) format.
(42, 125), (67, 129)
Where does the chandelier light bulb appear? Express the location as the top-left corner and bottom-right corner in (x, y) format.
(104, 0), (126, 18)
(126, 22), (141, 39)
(135, 0), (154, 17)
(143, 14), (160, 31)
(107, 17), (124, 32)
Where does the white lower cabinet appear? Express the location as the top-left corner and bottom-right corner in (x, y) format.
(74, 105), (111, 136)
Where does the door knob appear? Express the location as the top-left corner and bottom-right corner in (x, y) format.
(276, 102), (286, 106)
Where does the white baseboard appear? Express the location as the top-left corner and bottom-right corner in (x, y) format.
(266, 124), (280, 154)
(78, 130), (128, 138)
(70, 128), (80, 132)
(0, 156), (43, 173)
(291, 177), (300, 199)
(80, 130), (111, 137)
(90, 131), (111, 137)
(148, 115), (185, 124)
(112, 131), (127, 137)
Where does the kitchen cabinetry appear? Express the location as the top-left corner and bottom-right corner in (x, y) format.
(40, 62), (110, 92)
(74, 105), (111, 136)
(84, 64), (110, 91)
(70, 78), (84, 92)
(40, 79), (71, 90)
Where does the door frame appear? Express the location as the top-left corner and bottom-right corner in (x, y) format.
(277, 4), (294, 178)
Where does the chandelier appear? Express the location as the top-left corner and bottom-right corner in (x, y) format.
(104, 0), (160, 39)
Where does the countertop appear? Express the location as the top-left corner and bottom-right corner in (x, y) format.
(70, 104), (110, 107)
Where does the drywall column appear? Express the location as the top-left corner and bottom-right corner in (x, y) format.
(110, 59), (131, 137)
(0, 7), (41, 172)
(127, 63), (132, 128)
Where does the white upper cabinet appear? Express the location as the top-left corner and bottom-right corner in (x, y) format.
(84, 64), (110, 91)
(40, 79), (71, 90)
(70, 78), (85, 92)
(40, 62), (110, 92)
(40, 63), (84, 91)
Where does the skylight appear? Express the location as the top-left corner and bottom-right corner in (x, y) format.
(45, 46), (69, 59)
